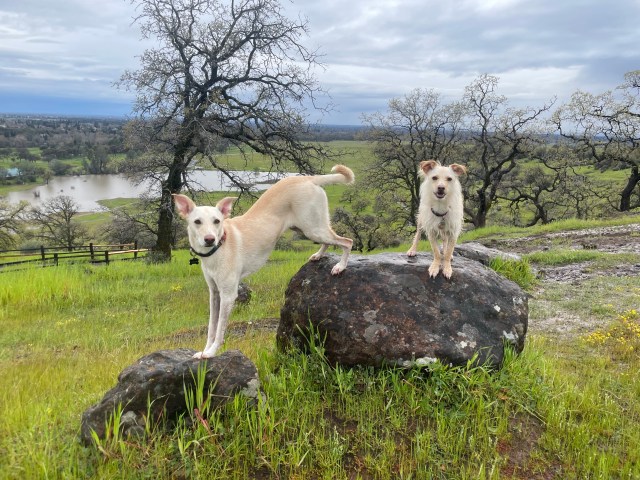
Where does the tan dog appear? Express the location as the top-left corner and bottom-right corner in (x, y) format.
(407, 160), (466, 279)
(173, 165), (354, 358)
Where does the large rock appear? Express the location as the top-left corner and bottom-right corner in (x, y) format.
(455, 241), (522, 265)
(277, 253), (528, 368)
(80, 349), (261, 445)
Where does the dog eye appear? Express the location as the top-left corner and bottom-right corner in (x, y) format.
(432, 176), (438, 181)
(213, 219), (220, 225)
(194, 219), (202, 225)
(447, 177), (453, 182)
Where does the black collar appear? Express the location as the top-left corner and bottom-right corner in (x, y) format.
(430, 207), (448, 218)
(190, 233), (226, 258)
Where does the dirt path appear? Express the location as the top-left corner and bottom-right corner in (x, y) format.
(484, 223), (640, 282)
(483, 223), (640, 339)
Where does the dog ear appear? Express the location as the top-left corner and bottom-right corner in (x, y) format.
(419, 159), (439, 176)
(450, 164), (467, 176)
(216, 197), (237, 218)
(172, 194), (195, 218)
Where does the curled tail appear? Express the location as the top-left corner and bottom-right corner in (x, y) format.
(311, 164), (355, 186)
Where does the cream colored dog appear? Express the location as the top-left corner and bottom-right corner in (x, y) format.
(173, 165), (354, 358)
(407, 160), (467, 279)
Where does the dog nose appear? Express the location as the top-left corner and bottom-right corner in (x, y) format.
(437, 186), (446, 194)
(204, 235), (215, 246)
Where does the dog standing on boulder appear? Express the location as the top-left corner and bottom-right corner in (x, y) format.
(173, 165), (354, 359)
(407, 159), (467, 279)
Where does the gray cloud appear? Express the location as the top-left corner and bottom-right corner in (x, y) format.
(0, 0), (638, 123)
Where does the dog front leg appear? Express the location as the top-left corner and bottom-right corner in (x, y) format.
(427, 231), (442, 278)
(441, 234), (457, 279)
(199, 289), (237, 358)
(407, 228), (422, 257)
(193, 284), (220, 359)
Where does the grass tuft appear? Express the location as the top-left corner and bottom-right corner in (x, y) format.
(489, 257), (537, 290)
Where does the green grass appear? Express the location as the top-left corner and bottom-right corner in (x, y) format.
(524, 249), (603, 266)
(460, 214), (640, 243)
(524, 248), (640, 268)
(489, 257), (537, 291)
(1, 229), (640, 478)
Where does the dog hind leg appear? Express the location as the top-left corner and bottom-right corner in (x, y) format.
(309, 243), (328, 261)
(305, 228), (353, 275)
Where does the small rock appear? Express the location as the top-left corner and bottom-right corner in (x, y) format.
(80, 349), (260, 445)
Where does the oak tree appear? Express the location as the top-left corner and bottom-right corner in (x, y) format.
(552, 70), (640, 212)
(118, 0), (332, 259)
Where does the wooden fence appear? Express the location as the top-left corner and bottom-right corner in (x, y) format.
(0, 242), (149, 271)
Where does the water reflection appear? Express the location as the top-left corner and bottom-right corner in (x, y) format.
(5, 170), (289, 212)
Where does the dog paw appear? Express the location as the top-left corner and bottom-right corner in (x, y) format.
(193, 349), (216, 359)
(331, 263), (346, 275)
(309, 253), (323, 262)
(406, 249), (416, 257)
(442, 265), (453, 279)
(428, 263), (440, 278)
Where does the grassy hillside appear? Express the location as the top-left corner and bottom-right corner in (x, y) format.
(1, 220), (639, 479)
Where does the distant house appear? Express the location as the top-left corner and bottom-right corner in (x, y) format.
(6, 168), (21, 178)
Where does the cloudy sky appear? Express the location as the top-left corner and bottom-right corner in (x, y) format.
(0, 0), (639, 124)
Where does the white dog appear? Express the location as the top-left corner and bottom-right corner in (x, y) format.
(407, 159), (467, 279)
(173, 165), (354, 359)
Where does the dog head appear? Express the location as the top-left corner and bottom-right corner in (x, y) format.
(418, 160), (466, 200)
(173, 194), (236, 249)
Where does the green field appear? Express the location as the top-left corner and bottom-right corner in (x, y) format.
(1, 219), (639, 478)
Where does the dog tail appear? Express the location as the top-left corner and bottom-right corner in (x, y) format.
(312, 165), (355, 186)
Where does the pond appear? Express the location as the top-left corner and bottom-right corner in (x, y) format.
(5, 170), (289, 212)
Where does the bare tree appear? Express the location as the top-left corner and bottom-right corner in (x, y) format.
(497, 146), (580, 226)
(27, 196), (87, 249)
(0, 199), (29, 249)
(552, 70), (640, 212)
(361, 88), (466, 230)
(101, 194), (171, 249)
(459, 74), (555, 228)
(118, 0), (334, 259)
(331, 190), (401, 252)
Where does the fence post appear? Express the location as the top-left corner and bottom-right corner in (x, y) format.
(90, 243), (95, 261)
(53, 253), (58, 266)
(40, 246), (45, 263)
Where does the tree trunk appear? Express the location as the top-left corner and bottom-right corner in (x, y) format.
(154, 155), (187, 261)
(619, 165), (640, 212)
(154, 189), (175, 261)
(473, 188), (488, 228)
